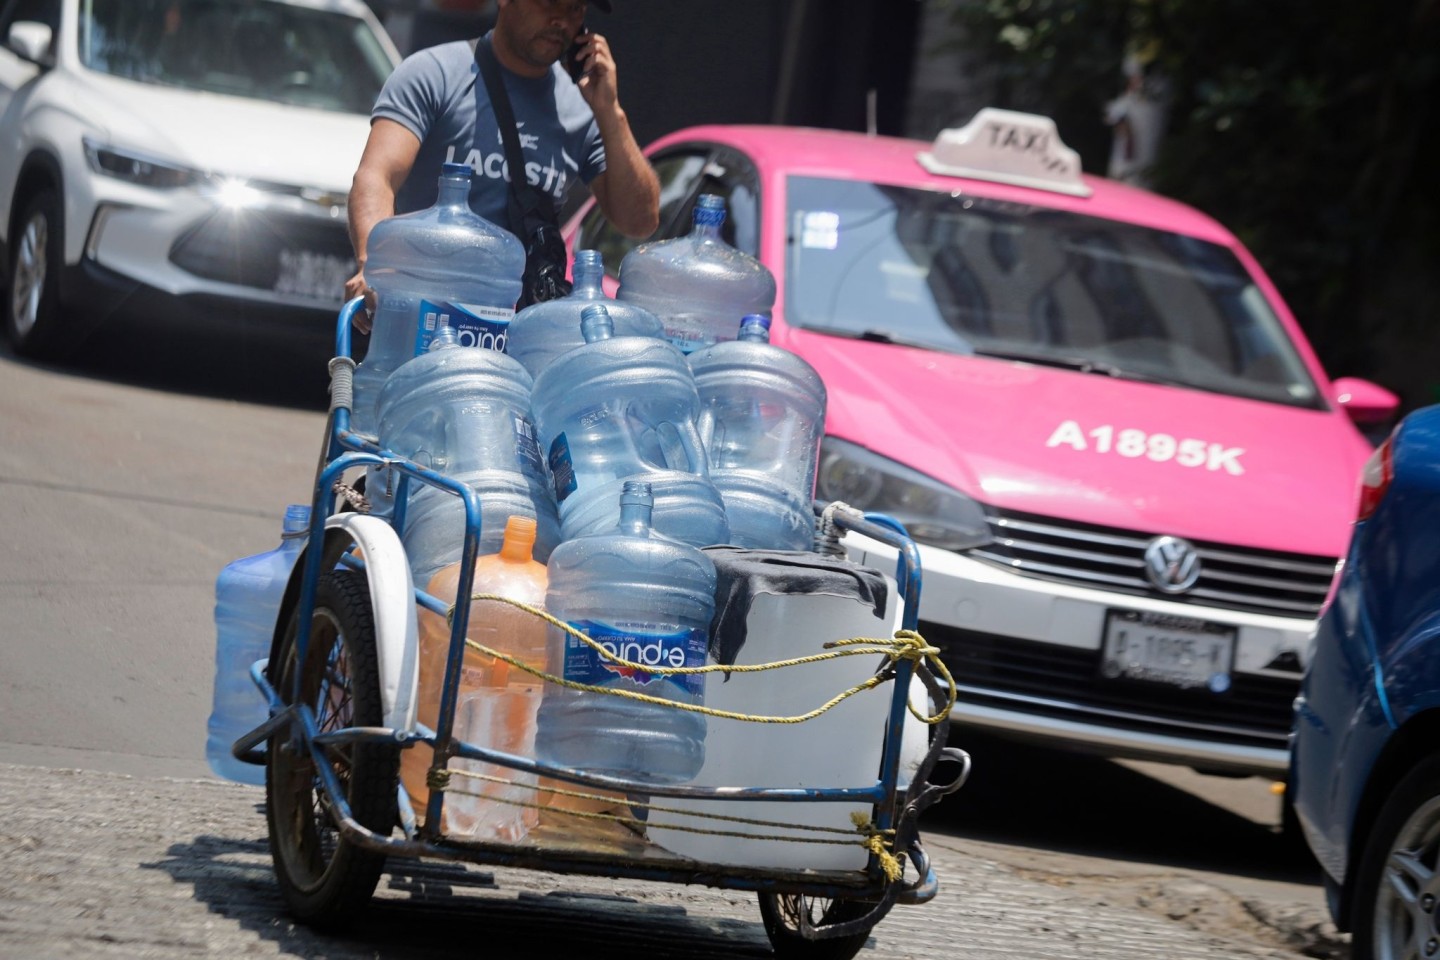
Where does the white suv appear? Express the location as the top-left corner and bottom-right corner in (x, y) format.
(0, 0), (400, 360)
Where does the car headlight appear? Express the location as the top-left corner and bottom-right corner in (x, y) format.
(815, 436), (992, 551)
(83, 138), (201, 188)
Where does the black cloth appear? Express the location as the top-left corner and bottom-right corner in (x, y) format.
(703, 546), (890, 669)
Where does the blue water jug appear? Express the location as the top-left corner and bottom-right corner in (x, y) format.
(207, 504), (310, 784)
(616, 194), (776, 354)
(535, 481), (716, 783)
(505, 249), (665, 380)
(351, 162), (525, 436)
(377, 329), (560, 586)
(688, 315), (828, 551)
(530, 304), (728, 547)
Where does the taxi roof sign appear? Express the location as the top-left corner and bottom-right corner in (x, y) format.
(917, 108), (1092, 197)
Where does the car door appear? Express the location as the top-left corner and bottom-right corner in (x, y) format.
(568, 141), (763, 287)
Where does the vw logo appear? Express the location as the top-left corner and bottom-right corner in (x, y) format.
(1143, 536), (1202, 593)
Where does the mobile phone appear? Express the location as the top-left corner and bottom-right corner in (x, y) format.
(563, 25), (590, 83)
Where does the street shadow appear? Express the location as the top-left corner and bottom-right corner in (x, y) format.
(921, 729), (1321, 887)
(0, 306), (344, 412)
(143, 831), (774, 959)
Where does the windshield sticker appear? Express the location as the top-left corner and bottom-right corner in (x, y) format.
(1046, 420), (1246, 475)
(801, 211), (840, 250)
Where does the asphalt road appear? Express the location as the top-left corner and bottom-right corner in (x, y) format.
(0, 313), (1342, 957)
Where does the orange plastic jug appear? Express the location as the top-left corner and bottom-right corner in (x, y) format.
(401, 515), (548, 840)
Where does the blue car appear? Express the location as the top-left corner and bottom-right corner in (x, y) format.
(1291, 403), (1440, 960)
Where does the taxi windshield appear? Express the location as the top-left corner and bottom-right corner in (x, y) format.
(77, 0), (393, 115)
(785, 175), (1323, 409)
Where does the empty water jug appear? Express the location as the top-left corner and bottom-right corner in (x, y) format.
(377, 332), (560, 586)
(616, 193), (776, 354)
(535, 481), (716, 783)
(207, 504), (310, 784)
(530, 304), (728, 547)
(505, 249), (665, 380)
(351, 162), (525, 436)
(689, 315), (827, 551)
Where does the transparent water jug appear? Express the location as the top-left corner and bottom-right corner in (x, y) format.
(688, 315), (827, 551)
(616, 193), (776, 353)
(351, 162), (525, 436)
(377, 330), (560, 587)
(535, 481), (716, 783)
(530, 304), (728, 547)
(505, 249), (665, 380)
(403, 516), (549, 841)
(207, 504), (310, 784)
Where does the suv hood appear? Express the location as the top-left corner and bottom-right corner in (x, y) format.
(71, 71), (370, 191)
(793, 332), (1370, 557)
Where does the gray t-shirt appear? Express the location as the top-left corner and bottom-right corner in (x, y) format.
(373, 36), (606, 229)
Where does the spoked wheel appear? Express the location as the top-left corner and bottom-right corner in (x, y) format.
(758, 893), (880, 960)
(1353, 754), (1440, 960)
(266, 569), (398, 928)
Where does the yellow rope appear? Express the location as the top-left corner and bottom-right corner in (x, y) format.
(446, 594), (955, 725)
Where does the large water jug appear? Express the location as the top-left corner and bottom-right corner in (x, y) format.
(207, 504), (310, 784)
(377, 329), (560, 587)
(535, 481), (716, 783)
(530, 304), (729, 547)
(403, 516), (549, 841)
(505, 249), (665, 380)
(351, 162), (525, 436)
(688, 315), (827, 551)
(616, 194), (776, 354)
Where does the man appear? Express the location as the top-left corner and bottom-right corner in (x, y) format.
(345, 0), (660, 330)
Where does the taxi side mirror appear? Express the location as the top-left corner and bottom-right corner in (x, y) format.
(1331, 376), (1400, 425)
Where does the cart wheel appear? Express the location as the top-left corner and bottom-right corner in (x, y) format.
(266, 569), (398, 928)
(758, 893), (878, 960)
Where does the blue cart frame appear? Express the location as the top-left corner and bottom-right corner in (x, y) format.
(237, 300), (968, 952)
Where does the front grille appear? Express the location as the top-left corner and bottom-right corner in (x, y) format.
(926, 623), (1297, 748)
(170, 210), (354, 297)
(968, 507), (1337, 619)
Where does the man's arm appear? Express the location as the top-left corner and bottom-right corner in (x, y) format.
(345, 118), (423, 327)
(573, 31), (659, 239)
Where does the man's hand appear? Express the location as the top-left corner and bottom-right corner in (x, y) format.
(577, 31), (660, 239)
(572, 31), (619, 115)
(343, 269), (376, 334)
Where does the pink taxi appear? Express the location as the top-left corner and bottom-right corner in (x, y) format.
(563, 110), (1398, 778)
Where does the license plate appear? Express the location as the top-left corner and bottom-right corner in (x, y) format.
(1099, 609), (1236, 692)
(274, 249), (353, 302)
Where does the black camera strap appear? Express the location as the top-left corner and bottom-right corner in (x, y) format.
(474, 37), (557, 247)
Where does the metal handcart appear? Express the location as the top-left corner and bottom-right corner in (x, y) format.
(234, 299), (970, 959)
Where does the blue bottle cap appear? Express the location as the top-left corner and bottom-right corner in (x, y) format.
(694, 194), (726, 228)
(441, 162), (472, 178)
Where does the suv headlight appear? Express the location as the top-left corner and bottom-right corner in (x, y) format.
(83, 138), (201, 188)
(816, 436), (992, 551)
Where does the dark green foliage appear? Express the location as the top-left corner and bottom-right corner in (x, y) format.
(935, 0), (1440, 406)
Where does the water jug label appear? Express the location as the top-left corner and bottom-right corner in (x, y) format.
(565, 620), (707, 698)
(514, 415), (544, 475)
(414, 299), (516, 355)
(548, 433), (577, 502)
(664, 324), (708, 355)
